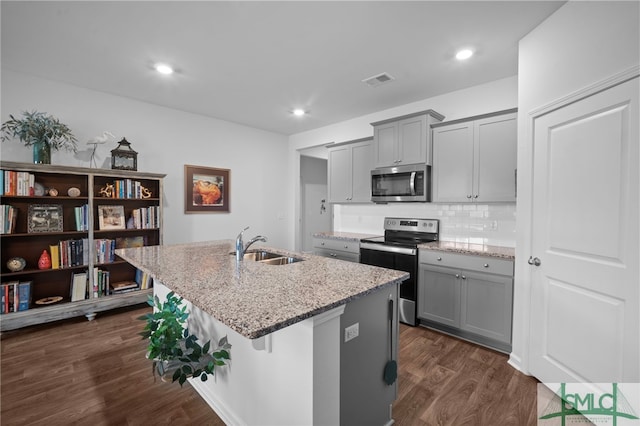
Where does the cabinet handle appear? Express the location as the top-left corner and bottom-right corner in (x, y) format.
(344, 245), (349, 249)
(455, 274), (460, 278)
(467, 195), (472, 199)
(528, 256), (541, 266)
(473, 195), (478, 199)
(331, 253), (337, 257)
(483, 263), (489, 268)
(436, 256), (442, 261)
(321, 242), (325, 246)
(461, 275), (466, 280)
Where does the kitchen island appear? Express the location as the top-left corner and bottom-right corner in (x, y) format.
(117, 240), (408, 426)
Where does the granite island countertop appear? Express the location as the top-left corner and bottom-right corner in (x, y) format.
(116, 240), (408, 339)
(418, 241), (515, 260)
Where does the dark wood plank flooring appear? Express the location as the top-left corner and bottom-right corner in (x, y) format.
(1, 305), (538, 425)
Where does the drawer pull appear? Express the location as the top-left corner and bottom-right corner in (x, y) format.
(437, 256), (442, 261)
(455, 274), (460, 278)
(321, 242), (325, 246)
(344, 245), (349, 249)
(483, 263), (489, 268)
(461, 275), (466, 280)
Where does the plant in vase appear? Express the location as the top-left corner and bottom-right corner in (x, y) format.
(1, 110), (77, 164)
(138, 291), (231, 386)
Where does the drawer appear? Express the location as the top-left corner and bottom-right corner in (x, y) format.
(313, 237), (360, 254)
(314, 248), (360, 263)
(419, 250), (513, 276)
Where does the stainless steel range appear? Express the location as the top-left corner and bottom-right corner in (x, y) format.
(360, 218), (439, 326)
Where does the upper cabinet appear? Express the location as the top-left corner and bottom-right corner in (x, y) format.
(432, 109), (517, 203)
(371, 110), (445, 168)
(327, 137), (373, 203)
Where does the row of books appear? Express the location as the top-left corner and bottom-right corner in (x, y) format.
(0, 204), (18, 234)
(74, 204), (89, 231)
(70, 268), (152, 301)
(0, 281), (31, 313)
(110, 179), (151, 199)
(1, 170), (35, 196)
(130, 206), (159, 229)
(50, 239), (90, 269)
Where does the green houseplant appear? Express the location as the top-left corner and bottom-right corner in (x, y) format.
(139, 291), (231, 386)
(1, 110), (78, 164)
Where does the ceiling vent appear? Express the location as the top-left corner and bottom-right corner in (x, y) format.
(362, 72), (395, 87)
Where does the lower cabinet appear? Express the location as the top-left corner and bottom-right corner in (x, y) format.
(418, 250), (514, 352)
(313, 236), (360, 262)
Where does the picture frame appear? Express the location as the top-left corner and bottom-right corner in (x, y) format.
(185, 165), (230, 213)
(98, 205), (126, 230)
(27, 204), (63, 233)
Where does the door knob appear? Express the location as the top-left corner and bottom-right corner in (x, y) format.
(528, 256), (541, 266)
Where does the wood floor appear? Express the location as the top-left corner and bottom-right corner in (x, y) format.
(1, 305), (538, 425)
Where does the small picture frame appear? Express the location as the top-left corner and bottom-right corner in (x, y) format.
(27, 204), (63, 233)
(185, 165), (230, 213)
(98, 205), (126, 230)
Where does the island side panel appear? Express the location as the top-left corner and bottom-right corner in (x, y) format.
(154, 282), (344, 425)
(340, 283), (400, 425)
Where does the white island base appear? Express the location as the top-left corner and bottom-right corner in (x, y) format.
(155, 282), (347, 426)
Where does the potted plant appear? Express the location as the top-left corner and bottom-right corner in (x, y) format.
(1, 110), (77, 164)
(139, 291), (231, 386)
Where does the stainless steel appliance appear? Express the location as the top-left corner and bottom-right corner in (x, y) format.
(371, 164), (430, 203)
(360, 218), (439, 325)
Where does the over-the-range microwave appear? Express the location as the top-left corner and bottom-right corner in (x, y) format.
(371, 163), (431, 203)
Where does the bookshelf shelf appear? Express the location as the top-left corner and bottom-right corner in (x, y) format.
(0, 161), (164, 331)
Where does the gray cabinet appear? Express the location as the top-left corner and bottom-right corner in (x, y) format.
(418, 250), (514, 352)
(432, 109), (517, 203)
(327, 138), (373, 203)
(313, 236), (360, 262)
(372, 110), (444, 168)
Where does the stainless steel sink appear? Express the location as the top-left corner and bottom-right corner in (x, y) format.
(231, 250), (304, 265)
(258, 256), (304, 266)
(243, 250), (282, 261)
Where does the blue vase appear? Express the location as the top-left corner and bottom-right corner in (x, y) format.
(33, 140), (51, 164)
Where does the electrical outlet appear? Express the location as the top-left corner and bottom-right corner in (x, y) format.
(344, 323), (359, 342)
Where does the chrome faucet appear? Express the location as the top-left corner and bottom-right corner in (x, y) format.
(236, 227), (267, 261)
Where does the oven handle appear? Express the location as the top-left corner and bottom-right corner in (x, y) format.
(360, 242), (416, 256)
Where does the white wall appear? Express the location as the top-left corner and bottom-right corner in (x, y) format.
(512, 0), (639, 373)
(1, 70), (291, 248)
(288, 76), (519, 249)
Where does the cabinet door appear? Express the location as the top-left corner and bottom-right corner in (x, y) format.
(398, 114), (428, 165)
(474, 113), (517, 202)
(373, 122), (398, 168)
(350, 140), (373, 202)
(432, 122), (474, 202)
(417, 264), (460, 327)
(328, 145), (352, 203)
(460, 271), (513, 344)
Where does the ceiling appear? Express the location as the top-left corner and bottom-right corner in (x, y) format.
(1, 1), (565, 136)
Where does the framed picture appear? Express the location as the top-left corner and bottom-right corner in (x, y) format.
(98, 205), (126, 230)
(28, 204), (63, 233)
(185, 165), (230, 213)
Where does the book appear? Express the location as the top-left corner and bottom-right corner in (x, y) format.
(17, 282), (31, 311)
(50, 244), (60, 269)
(110, 281), (139, 293)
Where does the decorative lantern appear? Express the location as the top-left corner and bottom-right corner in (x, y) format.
(110, 137), (138, 171)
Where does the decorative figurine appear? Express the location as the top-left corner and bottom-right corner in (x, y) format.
(140, 186), (152, 199)
(38, 250), (52, 270)
(111, 137), (138, 171)
(6, 257), (26, 272)
(67, 187), (81, 197)
(48, 188), (58, 197)
(99, 183), (114, 198)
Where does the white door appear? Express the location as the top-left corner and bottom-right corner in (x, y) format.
(529, 77), (639, 383)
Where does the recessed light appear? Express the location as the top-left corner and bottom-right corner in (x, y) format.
(292, 109), (306, 117)
(154, 63), (174, 75)
(455, 49), (474, 60)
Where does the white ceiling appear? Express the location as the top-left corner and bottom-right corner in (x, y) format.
(1, 1), (565, 135)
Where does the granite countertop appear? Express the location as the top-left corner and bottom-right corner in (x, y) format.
(312, 231), (380, 242)
(418, 241), (515, 260)
(116, 240), (408, 339)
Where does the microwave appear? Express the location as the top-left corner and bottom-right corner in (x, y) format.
(371, 164), (431, 203)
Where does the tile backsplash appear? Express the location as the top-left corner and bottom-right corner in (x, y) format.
(333, 203), (516, 247)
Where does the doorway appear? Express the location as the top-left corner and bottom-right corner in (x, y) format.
(300, 153), (330, 253)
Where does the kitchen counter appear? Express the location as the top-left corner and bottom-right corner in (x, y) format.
(418, 241), (515, 260)
(115, 240), (408, 339)
(312, 231), (380, 242)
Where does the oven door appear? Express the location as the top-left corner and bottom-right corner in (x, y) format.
(360, 243), (418, 326)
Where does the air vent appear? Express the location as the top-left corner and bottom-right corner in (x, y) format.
(362, 72), (395, 87)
